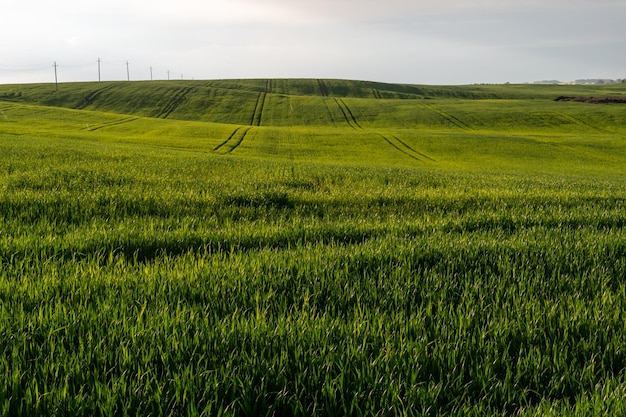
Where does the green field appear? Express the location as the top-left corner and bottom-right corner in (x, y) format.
(1, 79), (625, 416)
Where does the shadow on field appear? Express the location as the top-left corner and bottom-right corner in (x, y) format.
(42, 226), (381, 265)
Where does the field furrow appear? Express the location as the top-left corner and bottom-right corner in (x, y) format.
(551, 111), (605, 132)
(227, 127), (251, 153)
(378, 134), (423, 161)
(317, 79), (329, 97)
(340, 99), (363, 129)
(213, 127), (244, 153)
(76, 85), (116, 110)
(334, 98), (353, 128)
(157, 86), (194, 119)
(83, 116), (140, 132)
(318, 98), (338, 127)
(421, 103), (472, 130)
(334, 98), (362, 129)
(251, 92), (267, 126)
(213, 126), (253, 154)
(392, 135), (437, 161)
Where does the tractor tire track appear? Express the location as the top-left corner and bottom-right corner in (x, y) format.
(84, 117), (139, 131)
(340, 99), (362, 129)
(227, 127), (251, 153)
(335, 98), (362, 130)
(378, 134), (422, 161)
(317, 79), (329, 97)
(371, 89), (382, 99)
(378, 134), (437, 162)
(157, 86), (193, 119)
(552, 112), (605, 132)
(321, 98), (338, 126)
(265, 79), (272, 94)
(76, 85), (116, 110)
(420, 103), (471, 130)
(335, 98), (355, 129)
(250, 92), (267, 126)
(213, 127), (251, 154)
(213, 127), (243, 152)
(391, 135), (437, 161)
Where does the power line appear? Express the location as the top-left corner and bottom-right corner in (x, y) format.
(2, 59), (192, 83)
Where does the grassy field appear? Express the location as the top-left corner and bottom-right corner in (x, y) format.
(1, 79), (625, 416)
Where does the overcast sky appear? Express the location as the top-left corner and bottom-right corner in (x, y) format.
(1, 0), (625, 85)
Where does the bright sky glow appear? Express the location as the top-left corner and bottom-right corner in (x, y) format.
(1, 0), (625, 84)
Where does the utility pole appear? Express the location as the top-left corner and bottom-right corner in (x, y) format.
(97, 58), (101, 82)
(150, 66), (153, 81)
(53, 61), (58, 91)
(167, 70), (170, 81)
(125, 61), (130, 81)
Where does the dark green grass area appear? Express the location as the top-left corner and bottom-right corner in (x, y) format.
(1, 79), (626, 416)
(1, 79), (625, 126)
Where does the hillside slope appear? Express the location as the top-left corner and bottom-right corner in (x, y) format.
(1, 79), (625, 175)
(2, 80), (626, 416)
(1, 79), (625, 127)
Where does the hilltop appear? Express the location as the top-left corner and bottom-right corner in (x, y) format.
(1, 78), (625, 126)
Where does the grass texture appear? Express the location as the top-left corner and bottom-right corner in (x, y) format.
(0, 79), (625, 416)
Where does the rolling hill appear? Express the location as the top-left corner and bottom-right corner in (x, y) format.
(2, 79), (626, 415)
(1, 79), (625, 175)
(2, 78), (626, 124)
